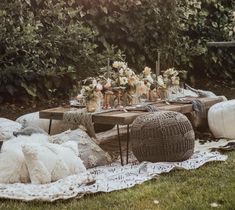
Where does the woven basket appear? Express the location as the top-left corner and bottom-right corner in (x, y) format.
(131, 111), (195, 162)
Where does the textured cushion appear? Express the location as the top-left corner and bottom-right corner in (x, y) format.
(16, 112), (78, 135)
(50, 129), (112, 168)
(131, 111), (195, 162)
(0, 118), (21, 141)
(0, 134), (48, 184)
(208, 100), (235, 139)
(22, 141), (86, 184)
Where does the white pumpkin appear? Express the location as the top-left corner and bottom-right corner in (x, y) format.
(208, 100), (235, 139)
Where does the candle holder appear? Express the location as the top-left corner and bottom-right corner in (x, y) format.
(113, 86), (126, 109)
(103, 90), (114, 109)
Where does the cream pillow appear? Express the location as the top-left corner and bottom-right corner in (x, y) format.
(0, 134), (48, 184)
(50, 129), (112, 168)
(22, 141), (86, 184)
(0, 118), (21, 141)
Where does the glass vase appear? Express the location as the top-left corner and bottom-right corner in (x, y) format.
(86, 98), (100, 113)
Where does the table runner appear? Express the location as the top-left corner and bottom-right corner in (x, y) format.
(63, 108), (117, 138)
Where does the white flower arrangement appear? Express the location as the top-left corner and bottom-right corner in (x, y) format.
(111, 61), (138, 89)
(157, 67), (183, 89)
(143, 67), (151, 76)
(75, 62), (188, 106)
(141, 66), (154, 84)
(112, 61), (127, 70)
(79, 78), (103, 101)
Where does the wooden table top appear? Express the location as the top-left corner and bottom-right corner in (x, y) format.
(39, 97), (224, 125)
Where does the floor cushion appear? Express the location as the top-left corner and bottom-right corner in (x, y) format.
(0, 118), (21, 141)
(131, 111), (195, 162)
(16, 112), (78, 135)
(22, 141), (86, 184)
(208, 100), (235, 139)
(50, 129), (112, 168)
(0, 134), (48, 184)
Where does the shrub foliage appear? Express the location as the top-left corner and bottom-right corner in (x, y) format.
(0, 0), (234, 101)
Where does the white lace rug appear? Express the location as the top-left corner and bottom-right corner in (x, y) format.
(0, 140), (231, 202)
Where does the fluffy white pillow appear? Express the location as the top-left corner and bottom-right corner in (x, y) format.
(16, 112), (78, 135)
(0, 134), (48, 184)
(22, 141), (86, 184)
(0, 118), (21, 141)
(50, 129), (112, 168)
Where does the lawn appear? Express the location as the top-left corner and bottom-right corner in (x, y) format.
(0, 151), (234, 210)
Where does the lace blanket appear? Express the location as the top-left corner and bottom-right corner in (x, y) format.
(0, 139), (230, 202)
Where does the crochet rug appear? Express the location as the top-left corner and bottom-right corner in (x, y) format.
(0, 139), (232, 202)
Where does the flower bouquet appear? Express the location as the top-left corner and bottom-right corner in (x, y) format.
(157, 67), (187, 100)
(78, 78), (103, 112)
(111, 61), (139, 106)
(138, 67), (157, 102)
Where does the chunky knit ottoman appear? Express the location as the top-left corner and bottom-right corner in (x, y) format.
(131, 111), (195, 162)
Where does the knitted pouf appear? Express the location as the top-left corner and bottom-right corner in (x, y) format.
(131, 111), (195, 162)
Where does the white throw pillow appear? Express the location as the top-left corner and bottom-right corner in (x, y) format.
(0, 118), (21, 141)
(16, 112), (78, 135)
(22, 141), (86, 184)
(50, 129), (112, 168)
(0, 134), (49, 184)
(208, 100), (235, 139)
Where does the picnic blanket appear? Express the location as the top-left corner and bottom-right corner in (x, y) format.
(0, 139), (233, 202)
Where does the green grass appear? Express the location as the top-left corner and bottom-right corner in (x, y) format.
(1, 152), (235, 210)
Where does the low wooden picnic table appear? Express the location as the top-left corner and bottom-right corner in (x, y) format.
(39, 96), (224, 165)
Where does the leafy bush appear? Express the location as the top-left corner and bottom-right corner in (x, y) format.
(0, 0), (123, 101)
(0, 0), (234, 102)
(77, 0), (179, 70)
(176, 0), (235, 80)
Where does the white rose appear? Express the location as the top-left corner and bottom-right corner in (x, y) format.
(146, 75), (154, 84)
(143, 67), (151, 75)
(96, 83), (103, 91)
(171, 76), (180, 85)
(92, 79), (98, 86)
(112, 61), (127, 69)
(119, 69), (124, 75)
(112, 61), (119, 68)
(157, 75), (166, 88)
(125, 68), (134, 77)
(119, 77), (128, 85)
(120, 62), (127, 70)
(164, 68), (176, 77)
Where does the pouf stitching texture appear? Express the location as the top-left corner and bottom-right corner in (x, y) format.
(131, 111), (195, 162)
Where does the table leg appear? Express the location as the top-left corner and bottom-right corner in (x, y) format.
(48, 119), (53, 135)
(117, 124), (124, 166)
(126, 124), (130, 164)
